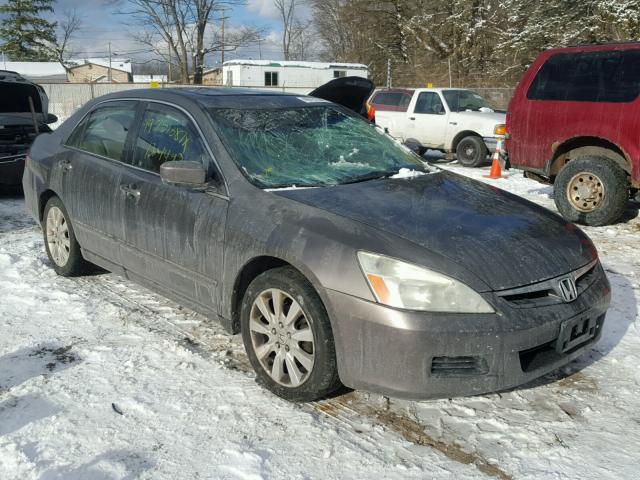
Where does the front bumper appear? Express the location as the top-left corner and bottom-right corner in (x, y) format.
(0, 155), (26, 186)
(482, 136), (499, 153)
(326, 263), (611, 399)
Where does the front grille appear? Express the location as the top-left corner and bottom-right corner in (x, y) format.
(431, 356), (489, 377)
(497, 260), (600, 308)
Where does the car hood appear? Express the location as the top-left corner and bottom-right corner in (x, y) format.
(274, 171), (596, 291)
(451, 110), (505, 123)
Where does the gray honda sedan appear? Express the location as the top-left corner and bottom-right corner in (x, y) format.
(23, 88), (610, 401)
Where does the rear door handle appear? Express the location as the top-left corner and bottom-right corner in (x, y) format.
(61, 158), (72, 172)
(120, 183), (141, 200)
(409, 117), (416, 120)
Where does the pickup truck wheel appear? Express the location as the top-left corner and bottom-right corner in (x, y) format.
(456, 136), (487, 167)
(240, 266), (342, 402)
(554, 156), (628, 226)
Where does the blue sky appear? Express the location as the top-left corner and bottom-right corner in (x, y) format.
(49, 0), (296, 65)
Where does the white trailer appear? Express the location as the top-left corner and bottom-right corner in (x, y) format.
(222, 60), (368, 93)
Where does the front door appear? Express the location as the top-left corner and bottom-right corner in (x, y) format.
(118, 102), (228, 312)
(405, 92), (448, 148)
(61, 100), (138, 266)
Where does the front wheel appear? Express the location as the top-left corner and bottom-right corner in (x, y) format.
(554, 155), (628, 226)
(456, 136), (487, 167)
(240, 266), (342, 402)
(43, 196), (90, 276)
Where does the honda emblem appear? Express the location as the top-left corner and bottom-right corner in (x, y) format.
(558, 277), (578, 302)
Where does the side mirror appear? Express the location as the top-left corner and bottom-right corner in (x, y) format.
(160, 161), (207, 189)
(46, 113), (58, 124)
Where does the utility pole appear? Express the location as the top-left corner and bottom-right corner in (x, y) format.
(386, 58), (392, 88)
(167, 39), (172, 83)
(448, 58), (452, 88)
(258, 37), (262, 60)
(219, 8), (228, 65)
(108, 42), (112, 83)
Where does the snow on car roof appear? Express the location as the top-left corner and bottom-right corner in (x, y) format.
(223, 60), (368, 70)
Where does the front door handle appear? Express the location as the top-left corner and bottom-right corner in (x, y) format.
(120, 183), (141, 200)
(409, 117), (416, 120)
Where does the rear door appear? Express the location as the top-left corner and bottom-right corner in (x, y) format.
(118, 101), (228, 312)
(406, 91), (448, 148)
(61, 100), (139, 267)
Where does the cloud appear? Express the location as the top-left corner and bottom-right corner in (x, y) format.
(246, 0), (280, 20)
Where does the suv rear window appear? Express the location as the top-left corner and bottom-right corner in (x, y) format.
(527, 50), (640, 103)
(371, 92), (411, 108)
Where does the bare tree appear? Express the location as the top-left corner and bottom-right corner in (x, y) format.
(274, 0), (299, 61)
(53, 9), (82, 73)
(124, 0), (258, 84)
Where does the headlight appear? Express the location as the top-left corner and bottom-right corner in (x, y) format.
(357, 252), (494, 313)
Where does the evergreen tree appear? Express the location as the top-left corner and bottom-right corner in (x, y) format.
(0, 0), (57, 61)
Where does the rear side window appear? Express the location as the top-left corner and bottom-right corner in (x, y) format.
(371, 92), (411, 108)
(132, 104), (207, 174)
(414, 92), (445, 114)
(527, 50), (640, 103)
(67, 104), (135, 162)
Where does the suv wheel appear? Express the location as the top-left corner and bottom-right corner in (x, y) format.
(554, 156), (628, 226)
(456, 136), (487, 167)
(240, 266), (342, 402)
(43, 197), (90, 276)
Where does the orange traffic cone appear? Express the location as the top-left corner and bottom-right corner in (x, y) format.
(485, 137), (504, 179)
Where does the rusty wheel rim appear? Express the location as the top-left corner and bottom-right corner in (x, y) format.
(566, 172), (605, 213)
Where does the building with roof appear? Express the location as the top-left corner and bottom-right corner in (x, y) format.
(222, 60), (368, 89)
(66, 58), (133, 83)
(0, 61), (67, 82)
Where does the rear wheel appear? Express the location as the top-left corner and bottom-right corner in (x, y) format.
(456, 135), (487, 167)
(554, 156), (628, 226)
(240, 266), (341, 402)
(43, 197), (90, 276)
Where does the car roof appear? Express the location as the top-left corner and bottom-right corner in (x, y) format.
(93, 87), (334, 110)
(542, 41), (640, 55)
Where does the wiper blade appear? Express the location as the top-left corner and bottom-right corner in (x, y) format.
(340, 171), (395, 185)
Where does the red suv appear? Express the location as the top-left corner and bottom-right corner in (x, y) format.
(506, 43), (640, 226)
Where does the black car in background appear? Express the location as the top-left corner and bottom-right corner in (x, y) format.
(1, 71), (57, 187)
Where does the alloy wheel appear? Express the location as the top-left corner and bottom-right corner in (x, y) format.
(249, 288), (315, 387)
(46, 206), (71, 267)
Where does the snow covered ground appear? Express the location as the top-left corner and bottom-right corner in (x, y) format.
(1, 160), (639, 479)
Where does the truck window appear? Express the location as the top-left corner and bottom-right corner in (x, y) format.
(372, 92), (411, 108)
(414, 92), (445, 114)
(527, 50), (640, 103)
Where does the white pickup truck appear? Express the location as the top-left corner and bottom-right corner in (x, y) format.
(369, 88), (506, 167)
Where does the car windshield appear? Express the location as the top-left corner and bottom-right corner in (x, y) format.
(442, 90), (491, 112)
(208, 105), (426, 188)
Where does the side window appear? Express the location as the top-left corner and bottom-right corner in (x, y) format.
(528, 50), (640, 103)
(67, 105), (135, 162)
(132, 105), (208, 174)
(333, 70), (346, 79)
(265, 71), (279, 86)
(414, 92), (445, 114)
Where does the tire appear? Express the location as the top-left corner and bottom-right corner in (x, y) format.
(554, 155), (628, 226)
(456, 136), (487, 167)
(43, 196), (90, 276)
(240, 266), (342, 402)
